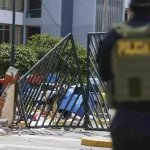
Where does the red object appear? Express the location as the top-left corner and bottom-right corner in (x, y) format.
(33, 113), (46, 121)
(0, 79), (4, 83)
(3, 67), (19, 90)
(33, 114), (39, 121)
(42, 112), (46, 118)
(26, 74), (44, 84)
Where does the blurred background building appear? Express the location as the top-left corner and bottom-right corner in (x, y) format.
(0, 0), (125, 47)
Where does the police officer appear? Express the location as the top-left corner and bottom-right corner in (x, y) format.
(97, 0), (150, 149)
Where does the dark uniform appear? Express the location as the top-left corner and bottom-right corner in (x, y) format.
(97, 0), (150, 149)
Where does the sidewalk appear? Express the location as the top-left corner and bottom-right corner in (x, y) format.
(14, 128), (112, 148)
(0, 128), (112, 150)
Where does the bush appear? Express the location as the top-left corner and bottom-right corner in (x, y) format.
(15, 45), (37, 75)
(0, 43), (37, 76)
(27, 34), (87, 82)
(27, 34), (61, 60)
(0, 34), (87, 81)
(0, 43), (11, 76)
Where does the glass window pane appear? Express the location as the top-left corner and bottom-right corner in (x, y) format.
(0, 30), (3, 44)
(4, 30), (9, 43)
(0, 25), (3, 29)
(16, 0), (23, 11)
(4, 0), (11, 10)
(5, 25), (9, 30)
(0, 0), (4, 9)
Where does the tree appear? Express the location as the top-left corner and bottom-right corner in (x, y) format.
(27, 34), (61, 60)
(0, 34), (87, 82)
(27, 34), (87, 82)
(0, 43), (37, 76)
(75, 43), (87, 82)
(15, 45), (37, 75)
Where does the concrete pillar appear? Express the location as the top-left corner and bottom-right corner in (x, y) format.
(23, 25), (27, 45)
(122, 0), (125, 21)
(23, 0), (27, 18)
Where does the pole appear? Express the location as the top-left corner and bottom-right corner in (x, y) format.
(11, 0), (16, 67)
(122, 0), (125, 21)
(102, 0), (108, 32)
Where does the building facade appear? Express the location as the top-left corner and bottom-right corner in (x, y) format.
(96, 0), (125, 32)
(0, 0), (125, 46)
(23, 0), (97, 46)
(0, 0), (23, 45)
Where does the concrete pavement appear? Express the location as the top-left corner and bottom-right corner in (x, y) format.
(0, 128), (112, 150)
(0, 134), (112, 150)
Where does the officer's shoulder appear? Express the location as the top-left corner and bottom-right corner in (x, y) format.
(104, 27), (121, 41)
(112, 22), (128, 35)
(112, 22), (150, 37)
(113, 22), (126, 29)
(105, 22), (126, 37)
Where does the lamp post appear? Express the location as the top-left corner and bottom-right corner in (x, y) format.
(11, 0), (16, 67)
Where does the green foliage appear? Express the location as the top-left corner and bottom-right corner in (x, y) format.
(0, 34), (87, 82)
(27, 34), (87, 82)
(0, 43), (11, 76)
(75, 43), (87, 82)
(27, 34), (61, 60)
(0, 43), (37, 76)
(15, 45), (37, 75)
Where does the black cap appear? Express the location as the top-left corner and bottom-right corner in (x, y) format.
(130, 0), (150, 8)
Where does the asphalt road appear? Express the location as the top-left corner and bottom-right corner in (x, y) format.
(0, 133), (112, 150)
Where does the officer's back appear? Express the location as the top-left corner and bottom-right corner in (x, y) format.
(97, 0), (150, 149)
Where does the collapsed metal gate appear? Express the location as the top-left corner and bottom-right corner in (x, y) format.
(85, 32), (110, 131)
(16, 33), (85, 128)
(16, 32), (110, 131)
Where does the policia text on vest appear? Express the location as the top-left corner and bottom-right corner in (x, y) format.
(111, 38), (150, 104)
(117, 39), (150, 56)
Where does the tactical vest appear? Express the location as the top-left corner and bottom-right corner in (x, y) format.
(107, 23), (150, 107)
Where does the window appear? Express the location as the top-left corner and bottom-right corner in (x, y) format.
(27, 0), (41, 18)
(9, 25), (23, 45)
(0, 24), (10, 44)
(16, 0), (24, 12)
(15, 26), (23, 45)
(0, 0), (5, 10)
(0, 24), (23, 45)
(27, 26), (41, 41)
(0, 0), (23, 12)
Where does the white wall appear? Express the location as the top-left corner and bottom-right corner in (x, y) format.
(0, 10), (23, 25)
(72, 0), (96, 47)
(23, 18), (41, 26)
(125, 0), (130, 8)
(23, 0), (41, 26)
(41, 0), (62, 37)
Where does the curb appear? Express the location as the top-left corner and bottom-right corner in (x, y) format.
(81, 136), (112, 148)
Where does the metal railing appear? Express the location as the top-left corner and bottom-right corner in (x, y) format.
(0, 6), (23, 12)
(26, 9), (41, 18)
(16, 33), (85, 128)
(15, 32), (110, 131)
(86, 32), (110, 131)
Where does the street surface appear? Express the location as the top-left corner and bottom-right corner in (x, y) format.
(0, 129), (112, 150)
